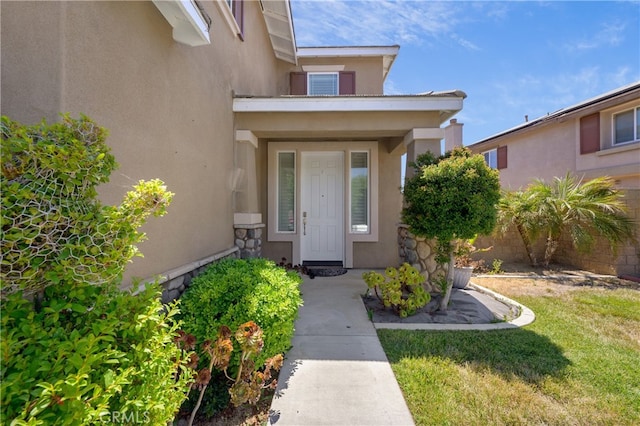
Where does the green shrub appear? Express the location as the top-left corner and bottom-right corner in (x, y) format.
(1, 279), (193, 425)
(402, 147), (501, 311)
(363, 263), (430, 318)
(179, 258), (302, 371)
(177, 258), (302, 418)
(0, 114), (191, 424)
(1, 114), (172, 298)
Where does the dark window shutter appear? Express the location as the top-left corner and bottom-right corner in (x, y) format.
(580, 112), (600, 154)
(290, 72), (307, 95)
(339, 71), (356, 95)
(497, 146), (508, 169)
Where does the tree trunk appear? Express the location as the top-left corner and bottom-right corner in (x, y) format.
(543, 233), (559, 267)
(439, 250), (455, 311)
(516, 221), (538, 266)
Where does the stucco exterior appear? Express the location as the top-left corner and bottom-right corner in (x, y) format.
(2, 0), (465, 286)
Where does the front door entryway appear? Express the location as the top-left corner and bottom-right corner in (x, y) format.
(300, 151), (344, 264)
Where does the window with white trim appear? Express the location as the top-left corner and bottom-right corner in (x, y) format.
(483, 149), (497, 169)
(308, 73), (339, 95)
(613, 107), (640, 145)
(277, 152), (295, 232)
(350, 151), (369, 233)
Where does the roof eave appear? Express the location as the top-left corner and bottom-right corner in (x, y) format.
(233, 94), (464, 114)
(261, 0), (297, 65)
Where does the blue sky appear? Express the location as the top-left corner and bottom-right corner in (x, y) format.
(290, 0), (640, 144)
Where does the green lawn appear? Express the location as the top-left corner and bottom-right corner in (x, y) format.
(378, 285), (640, 425)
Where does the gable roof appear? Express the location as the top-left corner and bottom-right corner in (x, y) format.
(470, 81), (640, 148)
(297, 46), (400, 81)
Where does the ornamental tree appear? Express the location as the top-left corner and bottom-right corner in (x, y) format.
(402, 147), (501, 310)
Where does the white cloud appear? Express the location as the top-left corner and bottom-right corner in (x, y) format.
(291, 0), (477, 49)
(564, 20), (627, 52)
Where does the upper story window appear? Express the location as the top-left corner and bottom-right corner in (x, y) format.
(290, 71), (356, 95)
(483, 149), (497, 169)
(613, 107), (640, 145)
(482, 146), (507, 169)
(308, 73), (338, 95)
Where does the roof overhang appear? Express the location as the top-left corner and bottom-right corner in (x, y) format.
(260, 0), (297, 64)
(233, 94), (465, 141)
(297, 46), (400, 82)
(234, 93), (464, 114)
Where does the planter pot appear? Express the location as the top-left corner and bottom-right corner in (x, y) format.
(453, 266), (473, 289)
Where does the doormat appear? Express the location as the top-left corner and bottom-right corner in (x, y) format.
(306, 266), (348, 279)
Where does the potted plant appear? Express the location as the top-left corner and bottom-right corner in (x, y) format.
(452, 237), (492, 289)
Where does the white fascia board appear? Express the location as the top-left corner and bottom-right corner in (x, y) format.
(153, 0), (210, 46)
(233, 96), (463, 113)
(297, 46), (400, 58)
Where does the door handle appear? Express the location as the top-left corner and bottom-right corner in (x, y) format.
(303, 212), (307, 236)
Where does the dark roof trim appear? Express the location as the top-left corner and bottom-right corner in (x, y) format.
(469, 81), (640, 147)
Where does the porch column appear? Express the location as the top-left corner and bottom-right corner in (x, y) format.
(234, 130), (260, 218)
(403, 128), (444, 179)
(234, 130), (264, 257)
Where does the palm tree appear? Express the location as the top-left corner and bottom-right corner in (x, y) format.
(495, 189), (541, 266)
(528, 173), (636, 266)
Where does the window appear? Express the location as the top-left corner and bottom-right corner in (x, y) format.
(483, 149), (497, 169)
(350, 152), (369, 233)
(308, 73), (338, 96)
(290, 71), (356, 95)
(613, 107), (640, 145)
(220, 0), (244, 38)
(277, 152), (295, 232)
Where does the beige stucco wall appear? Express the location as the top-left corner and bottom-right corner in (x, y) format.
(480, 121), (577, 190)
(1, 1), (284, 286)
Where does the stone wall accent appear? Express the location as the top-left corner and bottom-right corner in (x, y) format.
(151, 246), (240, 304)
(397, 224), (447, 293)
(234, 223), (265, 259)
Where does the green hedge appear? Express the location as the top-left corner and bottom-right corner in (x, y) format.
(178, 257), (303, 371)
(1, 281), (192, 425)
(0, 115), (191, 424)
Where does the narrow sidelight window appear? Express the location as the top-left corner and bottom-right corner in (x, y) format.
(277, 152), (295, 232)
(350, 152), (369, 233)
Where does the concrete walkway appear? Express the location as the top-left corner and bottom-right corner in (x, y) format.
(268, 269), (415, 426)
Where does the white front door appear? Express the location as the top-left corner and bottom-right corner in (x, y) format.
(300, 151), (344, 263)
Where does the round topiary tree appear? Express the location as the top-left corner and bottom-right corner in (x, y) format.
(402, 147), (501, 310)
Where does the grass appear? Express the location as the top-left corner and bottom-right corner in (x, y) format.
(378, 283), (640, 425)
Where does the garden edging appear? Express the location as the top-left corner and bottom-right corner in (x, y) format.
(373, 282), (535, 331)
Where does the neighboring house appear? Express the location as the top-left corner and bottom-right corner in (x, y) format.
(1, 0), (464, 293)
(466, 83), (640, 276)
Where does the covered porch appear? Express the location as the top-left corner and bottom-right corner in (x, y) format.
(231, 92), (465, 268)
